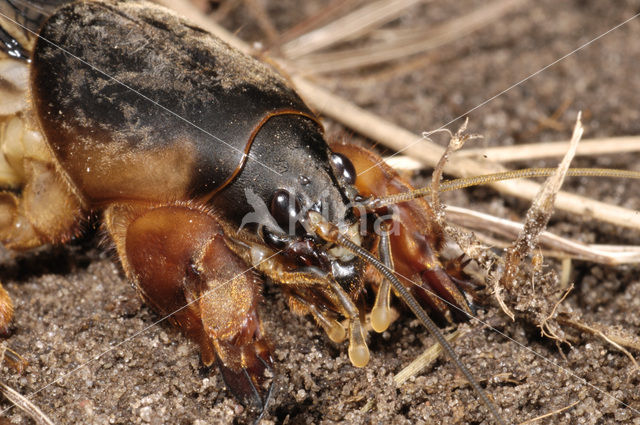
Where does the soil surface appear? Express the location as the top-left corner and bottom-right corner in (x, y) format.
(2, 0), (640, 424)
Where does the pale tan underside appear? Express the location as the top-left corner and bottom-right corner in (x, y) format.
(0, 54), (82, 250)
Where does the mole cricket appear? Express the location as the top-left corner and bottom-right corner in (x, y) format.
(0, 1), (639, 423)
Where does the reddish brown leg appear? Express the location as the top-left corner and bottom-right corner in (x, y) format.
(105, 203), (273, 410)
(331, 143), (473, 324)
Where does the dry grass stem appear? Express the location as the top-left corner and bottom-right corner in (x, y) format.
(210, 0), (241, 23)
(560, 258), (572, 289)
(293, 0), (524, 73)
(517, 400), (579, 425)
(280, 0), (424, 59)
(339, 51), (443, 85)
(393, 328), (463, 386)
(559, 317), (640, 369)
(385, 155), (443, 171)
(386, 135), (640, 168)
(445, 206), (640, 265)
(590, 244), (640, 254)
(154, 0), (252, 52)
(0, 383), (55, 425)
(242, 0), (279, 43)
(457, 229), (637, 268)
(492, 116), (581, 324)
(430, 120), (478, 216)
(499, 114), (582, 292)
(274, 0), (360, 46)
(454, 135), (640, 162)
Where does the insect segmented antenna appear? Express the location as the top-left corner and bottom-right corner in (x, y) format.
(306, 211), (507, 425)
(369, 167), (640, 207)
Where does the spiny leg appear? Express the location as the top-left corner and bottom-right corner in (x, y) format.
(197, 228), (272, 410)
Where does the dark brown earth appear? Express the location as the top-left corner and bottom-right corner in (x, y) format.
(2, 0), (640, 424)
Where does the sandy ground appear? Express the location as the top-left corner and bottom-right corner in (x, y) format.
(2, 0), (640, 424)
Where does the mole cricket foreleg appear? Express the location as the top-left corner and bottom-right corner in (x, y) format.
(104, 203), (274, 411)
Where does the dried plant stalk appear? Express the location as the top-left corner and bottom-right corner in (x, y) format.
(394, 329), (463, 386)
(291, 77), (640, 230)
(445, 206), (640, 265)
(293, 0), (524, 73)
(386, 135), (640, 168)
(280, 0), (424, 59)
(499, 115), (582, 291)
(518, 401), (579, 425)
(275, 0), (360, 46)
(455, 135), (640, 162)
(490, 116), (582, 333)
(560, 317), (640, 362)
(0, 383), (55, 425)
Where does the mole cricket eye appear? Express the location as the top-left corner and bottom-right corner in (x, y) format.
(330, 153), (356, 185)
(270, 189), (302, 234)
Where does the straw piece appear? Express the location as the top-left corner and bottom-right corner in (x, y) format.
(385, 135), (640, 168)
(445, 205), (640, 265)
(559, 317), (640, 368)
(293, 0), (525, 73)
(0, 383), (55, 425)
(455, 136), (640, 162)
(394, 329), (463, 386)
(518, 401), (579, 425)
(281, 0), (423, 59)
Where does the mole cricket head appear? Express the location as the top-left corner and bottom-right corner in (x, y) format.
(213, 114), (366, 266)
